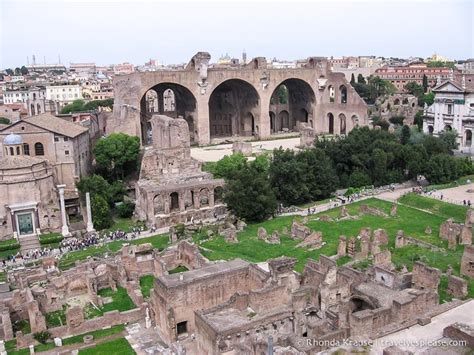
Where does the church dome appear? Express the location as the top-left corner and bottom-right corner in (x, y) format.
(3, 133), (23, 145)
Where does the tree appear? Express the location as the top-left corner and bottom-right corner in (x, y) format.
(91, 194), (111, 230)
(350, 73), (356, 85)
(438, 130), (459, 151)
(389, 116), (405, 126)
(424, 154), (459, 184)
(370, 148), (388, 186)
(348, 169), (371, 188)
(414, 111), (424, 130)
(14, 67), (21, 75)
(357, 74), (366, 84)
(0, 117), (11, 125)
(20, 66), (28, 75)
(400, 125), (411, 145)
(93, 133), (140, 179)
(422, 74), (428, 93)
(224, 163), (277, 222)
(203, 153), (247, 180)
(5, 68), (13, 76)
(76, 175), (111, 200)
(422, 92), (435, 106)
(371, 116), (390, 130)
(404, 82), (424, 106)
(60, 99), (85, 114)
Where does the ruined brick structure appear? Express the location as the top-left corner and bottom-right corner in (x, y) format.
(109, 52), (368, 145)
(134, 115), (226, 228)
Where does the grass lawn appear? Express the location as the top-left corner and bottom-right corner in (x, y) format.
(0, 272), (6, 283)
(58, 233), (169, 270)
(195, 196), (473, 301)
(63, 324), (125, 346)
(196, 198), (452, 271)
(6, 325), (126, 354)
(139, 275), (155, 298)
(79, 337), (136, 355)
(45, 306), (67, 328)
(98, 287), (136, 313)
(398, 193), (468, 222)
(426, 174), (474, 192)
(168, 265), (189, 274)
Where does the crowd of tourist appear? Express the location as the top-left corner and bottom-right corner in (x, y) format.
(0, 225), (151, 270)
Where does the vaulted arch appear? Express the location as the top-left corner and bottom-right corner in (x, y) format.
(140, 82), (197, 144)
(208, 79), (260, 138)
(269, 78), (315, 134)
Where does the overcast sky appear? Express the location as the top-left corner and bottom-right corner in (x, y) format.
(0, 0), (472, 69)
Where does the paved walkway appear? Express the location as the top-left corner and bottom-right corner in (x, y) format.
(371, 300), (474, 354)
(191, 136), (301, 162)
(125, 322), (169, 355)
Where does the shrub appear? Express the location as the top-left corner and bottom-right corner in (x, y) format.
(33, 331), (52, 344)
(116, 201), (135, 218)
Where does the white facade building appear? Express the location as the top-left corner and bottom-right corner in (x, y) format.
(423, 79), (474, 152)
(45, 84), (83, 103)
(3, 89), (28, 104)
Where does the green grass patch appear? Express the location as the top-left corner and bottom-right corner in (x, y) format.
(426, 174), (474, 191)
(168, 265), (189, 274)
(58, 234), (169, 270)
(45, 306), (67, 328)
(0, 272), (6, 283)
(63, 324), (125, 346)
(0, 238), (20, 251)
(39, 233), (64, 246)
(78, 337), (135, 355)
(398, 193), (468, 222)
(84, 302), (103, 320)
(196, 198), (452, 271)
(139, 275), (155, 299)
(98, 287), (136, 313)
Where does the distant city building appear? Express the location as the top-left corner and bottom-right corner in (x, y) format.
(26, 63), (66, 73)
(375, 63), (458, 92)
(113, 62), (135, 75)
(3, 88), (28, 104)
(69, 63), (97, 75)
(423, 75), (474, 152)
(45, 84), (83, 104)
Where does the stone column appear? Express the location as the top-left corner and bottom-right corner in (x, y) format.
(179, 192), (185, 212)
(57, 185), (71, 237)
(85, 192), (95, 233)
(209, 189), (215, 207)
(193, 190), (200, 209)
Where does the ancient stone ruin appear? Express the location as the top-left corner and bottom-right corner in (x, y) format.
(134, 115), (226, 228)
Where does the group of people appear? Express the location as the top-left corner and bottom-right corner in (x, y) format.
(0, 225), (151, 270)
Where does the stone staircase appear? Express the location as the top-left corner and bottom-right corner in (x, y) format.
(19, 234), (41, 253)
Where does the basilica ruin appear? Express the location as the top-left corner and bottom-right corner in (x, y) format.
(109, 52), (369, 145)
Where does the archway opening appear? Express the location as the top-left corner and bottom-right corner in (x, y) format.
(428, 125), (434, 135)
(269, 79), (315, 134)
(209, 79), (260, 138)
(328, 113), (335, 134)
(340, 85), (347, 104)
(466, 130), (472, 147)
(351, 115), (359, 128)
(170, 192), (179, 212)
(140, 83), (197, 144)
(339, 113), (347, 135)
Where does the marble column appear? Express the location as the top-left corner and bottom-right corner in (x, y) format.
(85, 192), (95, 233)
(57, 185), (71, 237)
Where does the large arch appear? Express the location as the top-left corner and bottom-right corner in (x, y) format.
(269, 79), (316, 134)
(208, 79), (260, 138)
(140, 82), (197, 144)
